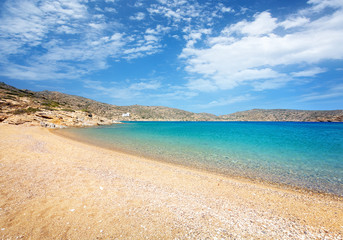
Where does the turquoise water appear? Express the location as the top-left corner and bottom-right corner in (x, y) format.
(61, 122), (343, 196)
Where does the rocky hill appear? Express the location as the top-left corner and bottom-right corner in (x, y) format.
(1, 82), (342, 127)
(220, 109), (343, 122)
(0, 82), (218, 127)
(0, 83), (116, 128)
(116, 105), (218, 121)
(31, 87), (219, 121)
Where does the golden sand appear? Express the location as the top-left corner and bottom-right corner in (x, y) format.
(0, 124), (342, 239)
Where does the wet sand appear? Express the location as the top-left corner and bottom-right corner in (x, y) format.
(0, 123), (342, 239)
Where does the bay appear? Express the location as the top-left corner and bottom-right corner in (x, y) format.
(59, 121), (343, 196)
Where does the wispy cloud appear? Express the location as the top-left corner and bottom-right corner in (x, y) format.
(0, 0), (234, 82)
(123, 24), (172, 60)
(147, 0), (227, 28)
(104, 7), (117, 13)
(129, 81), (161, 90)
(83, 79), (198, 104)
(218, 3), (234, 14)
(1, 0), (342, 114)
(84, 79), (162, 100)
(186, 79), (218, 92)
(299, 84), (343, 102)
(180, 1), (343, 92)
(280, 17), (310, 29)
(291, 67), (326, 77)
(129, 12), (145, 21)
(198, 94), (254, 108)
(0, 0), (127, 80)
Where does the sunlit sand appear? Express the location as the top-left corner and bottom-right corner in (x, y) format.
(0, 124), (342, 239)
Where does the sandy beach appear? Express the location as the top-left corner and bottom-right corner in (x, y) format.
(0, 124), (342, 239)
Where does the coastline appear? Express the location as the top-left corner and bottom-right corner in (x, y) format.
(0, 123), (342, 239)
(54, 122), (343, 199)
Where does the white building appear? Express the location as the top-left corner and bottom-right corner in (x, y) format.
(122, 112), (130, 117)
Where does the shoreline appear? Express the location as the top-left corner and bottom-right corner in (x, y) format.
(53, 125), (343, 200)
(1, 123), (342, 239)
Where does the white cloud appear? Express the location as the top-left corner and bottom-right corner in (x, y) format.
(56, 25), (78, 34)
(184, 28), (212, 47)
(144, 35), (159, 42)
(122, 24), (171, 60)
(199, 94), (253, 108)
(280, 17), (309, 29)
(147, 0), (223, 27)
(104, 7), (117, 13)
(228, 12), (278, 36)
(84, 80), (137, 100)
(0, 62), (85, 80)
(148, 5), (183, 21)
(134, 1), (144, 8)
(154, 90), (198, 100)
(252, 78), (291, 91)
(0, 1), (48, 47)
(83, 79), (197, 102)
(239, 7), (249, 15)
(221, 6), (234, 13)
(129, 12), (145, 21)
(89, 23), (106, 30)
(181, 2), (343, 92)
(307, 0), (343, 12)
(145, 25), (171, 35)
(300, 84), (343, 102)
(129, 81), (161, 90)
(123, 44), (160, 59)
(0, 0), (129, 80)
(83, 79), (198, 102)
(0, 0), (238, 82)
(291, 67), (326, 77)
(186, 79), (218, 92)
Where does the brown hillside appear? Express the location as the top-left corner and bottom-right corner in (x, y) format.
(1, 82), (342, 124)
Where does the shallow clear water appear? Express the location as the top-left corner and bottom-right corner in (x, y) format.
(61, 121), (343, 196)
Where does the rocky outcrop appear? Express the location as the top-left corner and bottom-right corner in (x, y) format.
(2, 110), (117, 128)
(0, 83), (119, 128)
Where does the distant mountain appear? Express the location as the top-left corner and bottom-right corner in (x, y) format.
(1, 82), (342, 124)
(34, 90), (219, 121)
(116, 105), (218, 121)
(220, 109), (343, 122)
(0, 82), (219, 123)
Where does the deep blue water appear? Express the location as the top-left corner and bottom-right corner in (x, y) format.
(61, 122), (343, 196)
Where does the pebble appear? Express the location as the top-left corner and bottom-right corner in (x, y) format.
(99, 186), (104, 190)
(70, 209), (75, 212)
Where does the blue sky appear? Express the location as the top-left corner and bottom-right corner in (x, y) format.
(0, 0), (342, 115)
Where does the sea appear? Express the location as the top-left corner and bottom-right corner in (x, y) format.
(59, 121), (343, 196)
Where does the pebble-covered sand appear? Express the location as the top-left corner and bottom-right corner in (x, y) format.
(0, 124), (342, 239)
